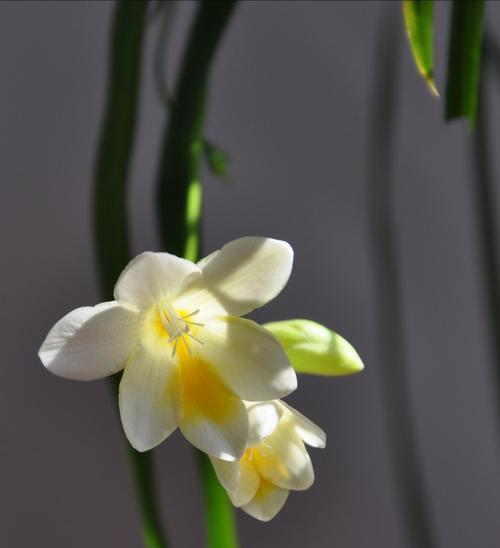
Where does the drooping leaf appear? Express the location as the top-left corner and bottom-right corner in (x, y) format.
(264, 319), (364, 377)
(445, 0), (486, 127)
(403, 0), (438, 96)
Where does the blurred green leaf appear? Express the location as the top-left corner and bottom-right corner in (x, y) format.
(204, 141), (231, 181)
(264, 319), (364, 377)
(445, 0), (485, 127)
(403, 0), (438, 96)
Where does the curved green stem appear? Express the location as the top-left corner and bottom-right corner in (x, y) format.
(156, 1), (236, 260)
(155, 2), (238, 547)
(93, 2), (168, 547)
(153, 0), (176, 108)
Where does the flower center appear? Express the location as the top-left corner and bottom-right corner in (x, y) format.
(157, 301), (204, 357)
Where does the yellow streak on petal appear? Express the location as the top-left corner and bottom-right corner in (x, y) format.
(251, 478), (275, 502)
(140, 307), (170, 350)
(177, 342), (240, 425)
(252, 445), (291, 484)
(140, 305), (238, 426)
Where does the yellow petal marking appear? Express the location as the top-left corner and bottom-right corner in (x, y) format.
(251, 478), (275, 502)
(251, 444), (291, 484)
(141, 303), (239, 425)
(177, 336), (240, 425)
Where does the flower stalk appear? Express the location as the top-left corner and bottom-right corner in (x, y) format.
(155, 2), (238, 547)
(93, 2), (169, 547)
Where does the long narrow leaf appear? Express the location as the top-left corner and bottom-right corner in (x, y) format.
(403, 0), (438, 96)
(445, 0), (485, 127)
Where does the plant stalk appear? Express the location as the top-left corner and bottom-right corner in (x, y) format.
(155, 2), (238, 547)
(93, 2), (169, 547)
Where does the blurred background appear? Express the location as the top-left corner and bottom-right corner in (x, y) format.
(3, 1), (500, 546)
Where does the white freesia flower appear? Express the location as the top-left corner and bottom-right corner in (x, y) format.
(210, 400), (326, 521)
(38, 237), (297, 461)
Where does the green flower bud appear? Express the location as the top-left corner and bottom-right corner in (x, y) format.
(264, 319), (364, 377)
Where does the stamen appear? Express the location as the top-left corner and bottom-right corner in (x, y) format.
(158, 304), (171, 331)
(160, 302), (204, 357)
(181, 336), (192, 356)
(178, 309), (204, 327)
(187, 332), (205, 346)
(171, 338), (178, 357)
(183, 319), (204, 327)
(179, 309), (200, 319)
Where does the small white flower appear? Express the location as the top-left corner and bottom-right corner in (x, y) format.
(39, 237), (297, 461)
(210, 400), (326, 521)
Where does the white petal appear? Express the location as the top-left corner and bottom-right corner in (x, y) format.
(253, 421), (314, 491)
(242, 481), (289, 521)
(210, 455), (260, 507)
(279, 401), (326, 448)
(114, 251), (202, 310)
(196, 237), (294, 317)
(119, 344), (181, 452)
(201, 316), (297, 401)
(197, 249), (219, 269)
(39, 302), (138, 381)
(246, 401), (283, 447)
(177, 354), (249, 461)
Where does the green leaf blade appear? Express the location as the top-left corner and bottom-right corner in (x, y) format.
(403, 0), (438, 96)
(445, 0), (486, 127)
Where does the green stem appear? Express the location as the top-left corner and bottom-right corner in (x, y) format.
(156, 1), (236, 261)
(155, 2), (238, 547)
(367, 8), (436, 548)
(196, 451), (239, 548)
(93, 2), (168, 547)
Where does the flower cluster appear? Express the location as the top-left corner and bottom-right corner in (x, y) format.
(39, 237), (327, 520)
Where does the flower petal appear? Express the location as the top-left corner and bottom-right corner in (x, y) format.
(177, 352), (249, 461)
(114, 251), (202, 310)
(253, 422), (314, 491)
(201, 316), (297, 401)
(246, 401), (283, 447)
(196, 249), (219, 269)
(119, 344), (181, 452)
(242, 480), (289, 521)
(279, 401), (326, 448)
(196, 237), (294, 317)
(210, 455), (260, 507)
(38, 302), (138, 381)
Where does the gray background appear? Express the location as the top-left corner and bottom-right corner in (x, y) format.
(2, 1), (500, 546)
